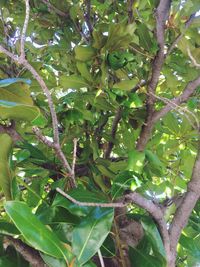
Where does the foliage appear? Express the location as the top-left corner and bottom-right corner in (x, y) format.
(0, 0), (200, 266)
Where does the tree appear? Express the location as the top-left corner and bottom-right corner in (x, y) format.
(0, 0), (199, 266)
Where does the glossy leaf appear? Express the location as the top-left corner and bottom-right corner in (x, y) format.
(4, 201), (74, 263)
(60, 75), (88, 90)
(72, 207), (114, 265)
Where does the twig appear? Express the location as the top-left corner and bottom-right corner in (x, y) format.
(71, 138), (78, 180)
(20, 0), (30, 60)
(166, 13), (196, 56)
(98, 249), (105, 267)
(187, 47), (200, 68)
(148, 92), (199, 130)
(56, 187), (125, 208)
(105, 108), (122, 159)
(32, 126), (54, 148)
(153, 75), (200, 123)
(4, 236), (46, 267)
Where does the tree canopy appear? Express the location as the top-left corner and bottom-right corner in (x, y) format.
(0, 0), (200, 266)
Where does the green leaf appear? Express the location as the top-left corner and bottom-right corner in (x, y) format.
(0, 133), (13, 200)
(179, 234), (200, 259)
(0, 78), (31, 87)
(60, 75), (88, 89)
(136, 23), (153, 51)
(111, 171), (139, 199)
(0, 221), (20, 236)
(141, 217), (166, 260)
(127, 150), (145, 174)
(40, 254), (67, 267)
(0, 81), (41, 122)
(129, 246), (162, 267)
(74, 46), (96, 61)
(4, 201), (74, 263)
(53, 188), (107, 217)
(114, 78), (138, 91)
(72, 207), (114, 265)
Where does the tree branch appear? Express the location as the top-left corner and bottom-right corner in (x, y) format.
(168, 139), (200, 266)
(136, 0), (171, 151)
(153, 75), (200, 123)
(4, 236), (46, 267)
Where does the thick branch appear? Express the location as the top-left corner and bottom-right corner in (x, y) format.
(169, 140), (200, 266)
(136, 0), (171, 151)
(4, 236), (46, 267)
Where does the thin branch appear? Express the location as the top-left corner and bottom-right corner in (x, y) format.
(98, 249), (105, 267)
(71, 138), (78, 180)
(56, 187), (126, 208)
(166, 13), (196, 56)
(169, 140), (200, 266)
(148, 92), (199, 130)
(153, 75), (200, 123)
(41, 0), (68, 17)
(20, 0), (30, 60)
(105, 108), (122, 159)
(4, 236), (46, 267)
(187, 47), (200, 68)
(32, 126), (54, 148)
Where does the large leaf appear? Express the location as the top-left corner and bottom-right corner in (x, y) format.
(114, 78), (138, 91)
(60, 75), (88, 90)
(0, 79), (41, 122)
(179, 234), (200, 259)
(74, 46), (96, 61)
(4, 201), (75, 264)
(129, 247), (162, 267)
(141, 217), (166, 261)
(72, 207), (114, 265)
